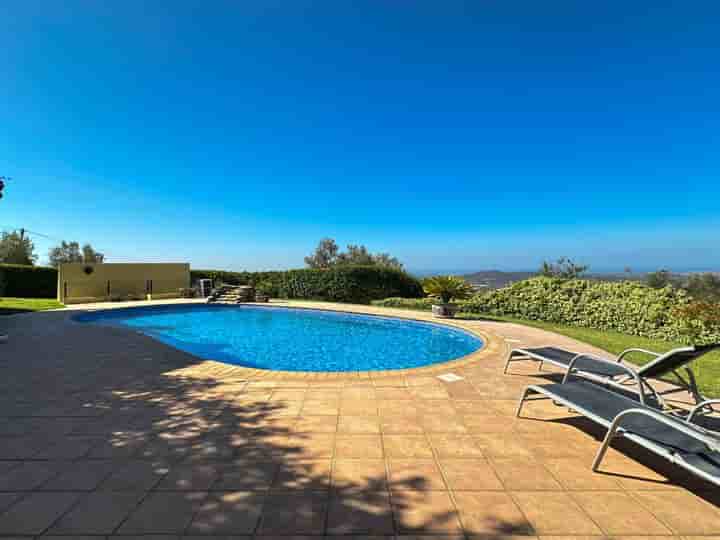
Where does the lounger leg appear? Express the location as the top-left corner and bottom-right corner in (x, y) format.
(503, 352), (517, 374)
(592, 421), (622, 471)
(538, 360), (544, 371)
(516, 387), (535, 418)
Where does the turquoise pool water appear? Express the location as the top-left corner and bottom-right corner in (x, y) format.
(76, 304), (483, 372)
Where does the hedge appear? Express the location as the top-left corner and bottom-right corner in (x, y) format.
(191, 266), (424, 304)
(374, 277), (720, 344)
(0, 264), (58, 298)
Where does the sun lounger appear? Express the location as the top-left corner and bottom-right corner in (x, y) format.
(516, 359), (720, 486)
(505, 343), (720, 404)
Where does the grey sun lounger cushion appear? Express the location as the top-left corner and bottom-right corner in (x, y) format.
(517, 379), (720, 486)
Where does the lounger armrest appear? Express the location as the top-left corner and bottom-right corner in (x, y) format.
(611, 407), (720, 453)
(687, 399), (720, 424)
(563, 354), (647, 405)
(616, 348), (662, 363)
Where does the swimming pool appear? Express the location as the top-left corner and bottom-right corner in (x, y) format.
(76, 304), (483, 372)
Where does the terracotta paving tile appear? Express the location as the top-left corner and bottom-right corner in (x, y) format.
(187, 491), (264, 534)
(379, 417), (426, 434)
(295, 415), (338, 432)
(632, 491), (720, 535)
(439, 459), (504, 491)
(429, 434), (484, 458)
(327, 491), (395, 534)
(376, 388), (413, 400)
(472, 434), (533, 458)
(340, 399), (380, 416)
(333, 459), (388, 492)
(420, 415), (468, 433)
(270, 390), (307, 402)
(511, 492), (602, 535)
(293, 433), (336, 458)
(379, 400), (420, 417)
(212, 462), (279, 490)
(338, 415), (382, 434)
(156, 464), (221, 490)
(302, 399), (340, 415)
(409, 386), (451, 400)
(597, 453), (677, 490)
(387, 459), (447, 491)
(342, 388), (378, 400)
(118, 491), (206, 533)
(453, 491), (533, 536)
(383, 436), (433, 458)
(0, 491), (82, 535)
(392, 490), (462, 533)
(462, 414), (517, 433)
(489, 458), (564, 490)
(40, 461), (116, 491)
(415, 400), (457, 417)
(49, 490), (145, 535)
(0, 461), (66, 491)
(257, 492), (329, 534)
(99, 460), (169, 491)
(571, 491), (673, 535)
(542, 458), (623, 490)
(272, 459), (332, 490)
(336, 435), (384, 458)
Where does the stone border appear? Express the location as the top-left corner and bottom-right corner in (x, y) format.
(63, 299), (507, 381)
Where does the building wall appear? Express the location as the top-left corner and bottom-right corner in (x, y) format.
(57, 263), (190, 304)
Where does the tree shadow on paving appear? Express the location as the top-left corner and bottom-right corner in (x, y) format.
(0, 310), (534, 537)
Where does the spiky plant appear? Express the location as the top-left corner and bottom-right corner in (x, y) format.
(422, 275), (475, 304)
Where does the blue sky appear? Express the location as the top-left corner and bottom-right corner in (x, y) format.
(1, 1), (718, 272)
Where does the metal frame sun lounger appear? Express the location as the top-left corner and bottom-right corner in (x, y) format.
(516, 357), (720, 486)
(505, 343), (720, 404)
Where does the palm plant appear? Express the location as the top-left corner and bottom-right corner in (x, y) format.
(422, 275), (475, 304)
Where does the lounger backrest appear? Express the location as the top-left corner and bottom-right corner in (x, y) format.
(638, 344), (720, 378)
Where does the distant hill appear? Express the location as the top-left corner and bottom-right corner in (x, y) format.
(461, 270), (536, 289)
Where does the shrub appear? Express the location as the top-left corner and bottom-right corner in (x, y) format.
(0, 264), (58, 298)
(191, 266), (423, 304)
(422, 275), (475, 304)
(461, 276), (720, 344)
(371, 297), (435, 310)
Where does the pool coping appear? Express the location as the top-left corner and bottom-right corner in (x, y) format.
(62, 298), (508, 381)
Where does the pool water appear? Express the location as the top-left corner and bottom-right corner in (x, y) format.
(76, 304), (483, 372)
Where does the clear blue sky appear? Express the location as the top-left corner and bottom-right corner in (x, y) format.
(1, 1), (718, 272)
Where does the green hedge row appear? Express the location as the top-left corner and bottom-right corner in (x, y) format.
(0, 264), (58, 298)
(375, 277), (720, 344)
(192, 266), (424, 304)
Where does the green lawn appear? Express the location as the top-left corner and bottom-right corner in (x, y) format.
(0, 297), (64, 315)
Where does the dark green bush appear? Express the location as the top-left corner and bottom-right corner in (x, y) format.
(0, 264), (58, 298)
(192, 266), (423, 304)
(371, 297), (435, 310)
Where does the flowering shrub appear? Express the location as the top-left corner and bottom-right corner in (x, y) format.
(461, 277), (720, 344)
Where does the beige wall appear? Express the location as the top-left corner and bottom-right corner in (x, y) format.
(57, 263), (190, 304)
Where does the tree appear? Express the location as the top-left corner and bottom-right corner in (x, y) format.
(82, 243), (105, 264)
(304, 238), (340, 268)
(305, 238), (405, 270)
(646, 269), (674, 289)
(0, 230), (37, 265)
(48, 241), (104, 267)
(371, 252), (404, 271)
(685, 273), (720, 302)
(337, 244), (374, 266)
(539, 257), (588, 279)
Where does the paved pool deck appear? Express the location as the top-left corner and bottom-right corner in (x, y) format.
(0, 299), (718, 538)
